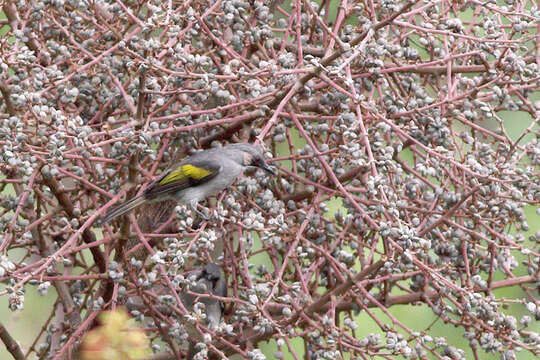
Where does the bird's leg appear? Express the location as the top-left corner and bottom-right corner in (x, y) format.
(190, 201), (209, 220)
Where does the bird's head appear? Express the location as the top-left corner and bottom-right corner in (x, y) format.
(225, 143), (277, 175)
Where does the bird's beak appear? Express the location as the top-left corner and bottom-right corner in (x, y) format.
(260, 162), (277, 175)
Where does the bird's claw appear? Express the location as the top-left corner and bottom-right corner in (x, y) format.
(190, 203), (210, 221)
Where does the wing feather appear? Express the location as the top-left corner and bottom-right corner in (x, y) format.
(144, 161), (220, 200)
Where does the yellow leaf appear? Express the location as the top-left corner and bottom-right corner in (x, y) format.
(80, 308), (150, 360)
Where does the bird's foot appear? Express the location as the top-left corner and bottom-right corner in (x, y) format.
(190, 203), (210, 221)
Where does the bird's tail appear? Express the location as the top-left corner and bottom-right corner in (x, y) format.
(97, 195), (147, 225)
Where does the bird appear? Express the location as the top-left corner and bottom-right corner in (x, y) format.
(125, 263), (226, 324)
(98, 143), (276, 224)
(125, 263), (226, 359)
(182, 263), (226, 359)
(181, 262), (226, 331)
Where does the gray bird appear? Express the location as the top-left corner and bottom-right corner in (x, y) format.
(98, 143), (276, 224)
(181, 263), (226, 331)
(182, 263), (226, 359)
(125, 263), (226, 359)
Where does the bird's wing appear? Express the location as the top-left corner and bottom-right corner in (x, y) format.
(144, 160), (221, 200)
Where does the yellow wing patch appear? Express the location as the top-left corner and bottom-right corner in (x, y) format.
(182, 164), (213, 179)
(159, 164), (213, 185)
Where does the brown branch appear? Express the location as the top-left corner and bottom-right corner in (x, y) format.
(42, 177), (107, 273)
(0, 322), (24, 360)
(41, 177), (113, 309)
(35, 232), (83, 332)
(332, 274), (538, 312)
(273, 40), (325, 57)
(301, 260), (385, 318)
(283, 165), (367, 202)
(417, 185), (480, 237)
(0, 82), (15, 116)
